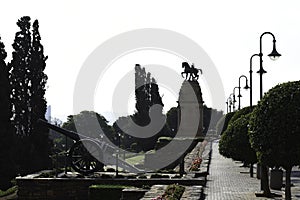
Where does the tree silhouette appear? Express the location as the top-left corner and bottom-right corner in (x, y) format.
(9, 16), (51, 173)
(249, 81), (300, 199)
(134, 64), (150, 126)
(62, 111), (116, 144)
(0, 37), (15, 189)
(9, 16), (32, 137)
(112, 64), (167, 152)
(28, 19), (51, 171)
(150, 77), (163, 108)
(219, 113), (257, 177)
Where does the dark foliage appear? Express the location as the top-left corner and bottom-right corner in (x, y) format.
(216, 111), (235, 135)
(9, 16), (51, 174)
(249, 81), (300, 200)
(114, 65), (167, 152)
(219, 113), (257, 164)
(0, 37), (15, 189)
(228, 106), (255, 125)
(62, 111), (116, 144)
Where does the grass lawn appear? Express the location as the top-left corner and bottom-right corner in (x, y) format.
(125, 154), (145, 166)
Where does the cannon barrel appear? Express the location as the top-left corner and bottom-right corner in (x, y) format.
(38, 119), (89, 141)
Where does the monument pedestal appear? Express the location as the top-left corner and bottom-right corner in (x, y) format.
(177, 80), (204, 139)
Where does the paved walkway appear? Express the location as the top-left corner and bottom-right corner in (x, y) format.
(205, 140), (300, 200)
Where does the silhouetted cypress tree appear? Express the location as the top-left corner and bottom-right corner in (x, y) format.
(9, 16), (32, 137)
(149, 77), (169, 139)
(133, 65), (166, 151)
(150, 77), (163, 108)
(28, 20), (51, 170)
(9, 16), (32, 174)
(0, 37), (15, 189)
(10, 17), (51, 173)
(145, 72), (151, 111)
(134, 64), (149, 126)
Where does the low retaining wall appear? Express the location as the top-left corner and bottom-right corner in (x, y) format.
(16, 177), (206, 200)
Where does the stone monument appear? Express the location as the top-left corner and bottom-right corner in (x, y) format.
(177, 62), (204, 139)
(144, 62), (204, 171)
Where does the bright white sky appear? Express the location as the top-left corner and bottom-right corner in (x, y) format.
(1, 0), (300, 123)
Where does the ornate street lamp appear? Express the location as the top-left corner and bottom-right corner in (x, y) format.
(230, 93), (235, 112)
(250, 54), (259, 108)
(226, 96), (232, 113)
(258, 32), (281, 99)
(257, 32), (281, 195)
(237, 75), (250, 110)
(232, 87), (239, 112)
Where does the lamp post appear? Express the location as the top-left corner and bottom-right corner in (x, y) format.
(233, 87), (239, 111)
(257, 32), (281, 195)
(238, 75), (250, 110)
(116, 132), (121, 177)
(250, 54), (259, 108)
(258, 32), (281, 99)
(229, 93), (235, 112)
(226, 96), (232, 113)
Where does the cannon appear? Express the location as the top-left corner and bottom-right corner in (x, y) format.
(38, 119), (143, 175)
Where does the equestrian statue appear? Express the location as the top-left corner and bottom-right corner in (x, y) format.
(181, 62), (203, 81)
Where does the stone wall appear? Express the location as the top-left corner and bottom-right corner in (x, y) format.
(17, 178), (92, 200)
(16, 175), (206, 200)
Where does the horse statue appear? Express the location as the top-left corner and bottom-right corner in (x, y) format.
(181, 62), (203, 81)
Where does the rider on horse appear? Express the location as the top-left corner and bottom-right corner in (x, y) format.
(181, 62), (202, 81)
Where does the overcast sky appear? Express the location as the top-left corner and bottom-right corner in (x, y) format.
(1, 0), (299, 122)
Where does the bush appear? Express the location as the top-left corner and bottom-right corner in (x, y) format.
(216, 112), (235, 135)
(219, 113), (257, 164)
(249, 81), (300, 199)
(228, 106), (254, 125)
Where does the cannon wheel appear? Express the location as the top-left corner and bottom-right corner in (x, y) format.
(69, 139), (104, 174)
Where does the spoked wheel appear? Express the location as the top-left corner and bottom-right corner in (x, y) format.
(69, 139), (104, 175)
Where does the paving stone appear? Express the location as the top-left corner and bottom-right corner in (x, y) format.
(205, 140), (300, 200)
(205, 141), (267, 199)
(181, 185), (202, 200)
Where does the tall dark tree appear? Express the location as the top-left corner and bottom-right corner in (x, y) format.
(28, 19), (51, 170)
(0, 37), (15, 189)
(10, 17), (51, 173)
(150, 77), (164, 109)
(132, 64), (166, 151)
(113, 64), (167, 152)
(134, 64), (149, 126)
(9, 16), (32, 174)
(9, 16), (32, 136)
(145, 72), (151, 110)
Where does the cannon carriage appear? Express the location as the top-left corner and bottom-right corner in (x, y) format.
(38, 119), (143, 175)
